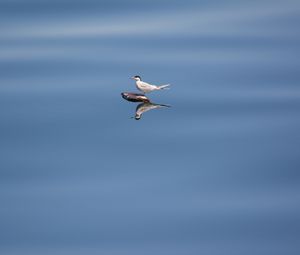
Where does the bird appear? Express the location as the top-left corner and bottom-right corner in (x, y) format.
(131, 75), (170, 94)
(133, 102), (171, 120)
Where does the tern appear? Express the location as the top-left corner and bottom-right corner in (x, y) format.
(131, 75), (170, 94)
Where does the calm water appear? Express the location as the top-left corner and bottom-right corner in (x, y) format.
(1, 0), (300, 254)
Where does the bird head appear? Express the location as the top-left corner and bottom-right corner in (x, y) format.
(131, 75), (141, 81)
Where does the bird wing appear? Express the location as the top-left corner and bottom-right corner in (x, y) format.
(140, 81), (157, 89)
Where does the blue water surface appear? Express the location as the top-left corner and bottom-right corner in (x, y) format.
(0, 0), (300, 254)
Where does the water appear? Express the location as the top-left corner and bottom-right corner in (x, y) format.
(1, 0), (300, 254)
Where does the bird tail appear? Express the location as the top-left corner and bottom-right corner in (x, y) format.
(157, 84), (171, 90)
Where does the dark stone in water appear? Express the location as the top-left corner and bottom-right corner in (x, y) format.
(121, 92), (150, 103)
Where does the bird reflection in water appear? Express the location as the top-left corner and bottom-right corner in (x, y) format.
(121, 92), (170, 120)
(133, 102), (170, 120)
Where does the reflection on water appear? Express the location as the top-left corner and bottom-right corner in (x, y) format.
(121, 92), (171, 120)
(133, 102), (170, 120)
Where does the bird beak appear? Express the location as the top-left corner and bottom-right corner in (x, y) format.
(130, 77), (135, 79)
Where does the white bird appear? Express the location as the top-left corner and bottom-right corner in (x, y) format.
(131, 75), (170, 94)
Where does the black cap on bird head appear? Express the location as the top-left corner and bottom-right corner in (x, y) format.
(131, 75), (142, 81)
